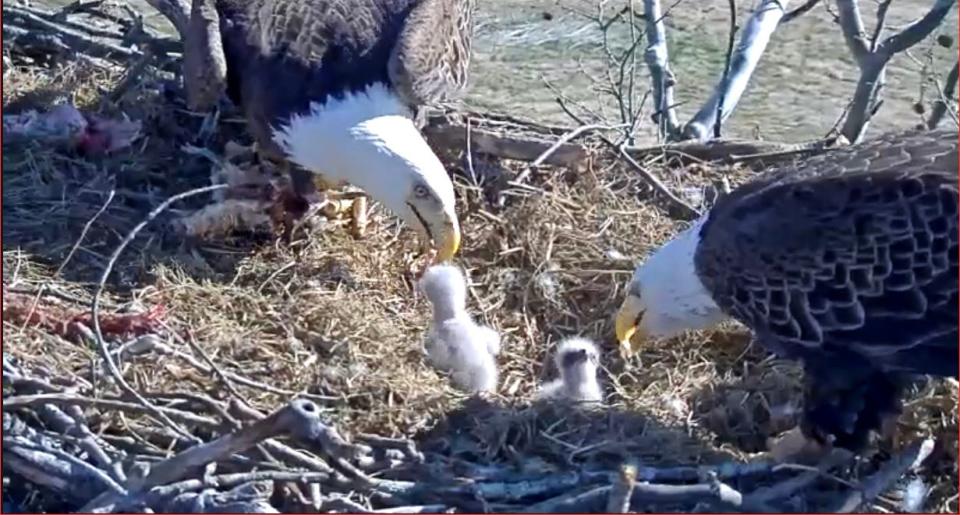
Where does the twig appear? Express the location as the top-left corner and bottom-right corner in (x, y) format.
(122, 334), (341, 402)
(108, 51), (153, 103)
(3, 6), (140, 59)
(80, 398), (349, 512)
(16, 4), (124, 39)
(780, 0), (821, 24)
(373, 505), (448, 513)
(36, 403), (127, 483)
(422, 119), (588, 168)
(357, 434), (425, 463)
(613, 143), (700, 219)
(142, 0), (190, 38)
(928, 59), (959, 129)
(554, 96), (699, 219)
(829, 438), (936, 513)
(2, 451), (94, 501)
(523, 479), (748, 513)
(55, 189), (116, 278)
(605, 463), (637, 513)
(2, 393), (220, 428)
(744, 449), (853, 508)
(182, 0), (227, 110)
(713, 0), (738, 138)
(87, 183), (226, 443)
(323, 495), (372, 513)
(14, 186), (113, 340)
(869, 0), (893, 52)
(632, 480), (745, 510)
(531, 123), (623, 167)
(182, 329), (251, 409)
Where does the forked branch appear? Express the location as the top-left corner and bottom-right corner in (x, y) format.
(836, 0), (956, 142)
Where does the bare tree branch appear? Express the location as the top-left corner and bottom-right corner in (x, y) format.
(828, 439), (935, 512)
(880, 0), (957, 55)
(643, 0), (682, 140)
(780, 0), (821, 24)
(868, 0), (893, 52)
(182, 0), (227, 110)
(836, 0), (870, 62)
(684, 0), (791, 141)
(837, 0), (956, 142)
(605, 463), (637, 513)
(143, 0), (190, 39)
(713, 0), (739, 138)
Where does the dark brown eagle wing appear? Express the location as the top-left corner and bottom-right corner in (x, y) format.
(387, 0), (475, 108)
(695, 128), (958, 376)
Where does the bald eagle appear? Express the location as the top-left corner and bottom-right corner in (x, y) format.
(184, 0), (474, 261)
(615, 127), (958, 454)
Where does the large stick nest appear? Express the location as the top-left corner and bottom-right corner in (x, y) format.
(2, 7), (957, 513)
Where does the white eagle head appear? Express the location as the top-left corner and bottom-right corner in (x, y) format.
(614, 216), (726, 358)
(273, 83), (460, 262)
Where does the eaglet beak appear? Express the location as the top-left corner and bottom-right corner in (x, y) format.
(614, 294), (647, 358)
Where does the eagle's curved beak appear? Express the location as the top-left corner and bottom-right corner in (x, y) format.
(614, 293), (647, 358)
(434, 218), (461, 262)
(406, 199), (461, 264)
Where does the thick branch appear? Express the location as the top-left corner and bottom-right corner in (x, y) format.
(605, 464), (637, 513)
(683, 0), (791, 141)
(839, 57), (886, 143)
(81, 399), (365, 512)
(143, 0), (190, 39)
(879, 0), (956, 55)
(182, 0), (227, 110)
(836, 0), (870, 64)
(422, 117), (588, 167)
(837, 0), (956, 142)
(643, 0), (681, 139)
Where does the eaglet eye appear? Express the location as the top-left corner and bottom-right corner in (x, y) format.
(413, 184), (430, 198)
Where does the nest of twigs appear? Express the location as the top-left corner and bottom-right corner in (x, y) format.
(3, 7), (958, 512)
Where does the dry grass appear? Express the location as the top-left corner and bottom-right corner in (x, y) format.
(3, 59), (957, 513)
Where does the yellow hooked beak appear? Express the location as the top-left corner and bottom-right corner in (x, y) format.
(433, 219), (462, 263)
(614, 294), (647, 358)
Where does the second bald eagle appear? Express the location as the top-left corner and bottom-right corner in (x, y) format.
(615, 128), (958, 456)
